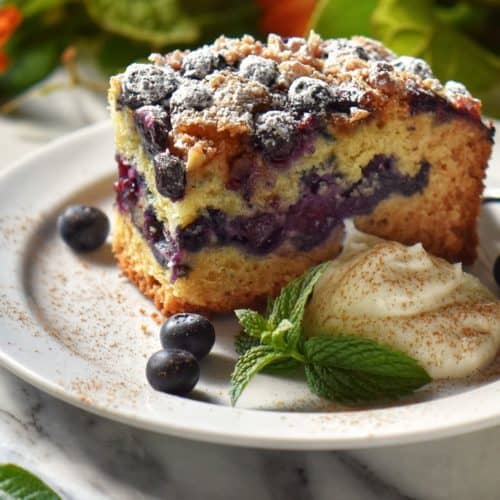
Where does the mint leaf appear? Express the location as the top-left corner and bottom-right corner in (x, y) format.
(234, 331), (261, 356)
(304, 336), (431, 403)
(263, 357), (302, 375)
(234, 309), (268, 339)
(230, 345), (291, 405)
(268, 262), (328, 349)
(231, 263), (327, 403)
(0, 464), (60, 500)
(234, 331), (301, 375)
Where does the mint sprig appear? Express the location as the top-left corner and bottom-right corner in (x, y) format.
(234, 309), (269, 339)
(267, 262), (329, 351)
(0, 464), (60, 500)
(230, 263), (431, 406)
(234, 330), (302, 376)
(230, 345), (289, 405)
(303, 336), (431, 404)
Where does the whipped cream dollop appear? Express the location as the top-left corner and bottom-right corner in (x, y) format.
(303, 230), (500, 379)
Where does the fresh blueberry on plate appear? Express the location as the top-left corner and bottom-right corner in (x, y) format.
(160, 313), (215, 360)
(58, 204), (109, 252)
(146, 349), (200, 395)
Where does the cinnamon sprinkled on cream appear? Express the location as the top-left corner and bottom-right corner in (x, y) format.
(304, 230), (500, 379)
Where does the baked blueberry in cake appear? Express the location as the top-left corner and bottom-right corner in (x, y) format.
(109, 32), (494, 315)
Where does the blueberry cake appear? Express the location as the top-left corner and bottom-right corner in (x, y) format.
(109, 32), (494, 315)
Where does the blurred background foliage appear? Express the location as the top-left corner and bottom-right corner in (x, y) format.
(0, 0), (499, 116)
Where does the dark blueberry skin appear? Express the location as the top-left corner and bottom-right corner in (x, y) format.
(58, 205), (110, 252)
(121, 64), (178, 109)
(115, 158), (141, 212)
(229, 213), (284, 254)
(176, 217), (210, 252)
(329, 85), (365, 113)
(160, 313), (215, 360)
(153, 152), (186, 201)
(494, 255), (500, 287)
(288, 77), (335, 114)
(254, 111), (298, 162)
(142, 209), (185, 280)
(182, 48), (227, 79)
(146, 349), (200, 395)
(239, 55), (278, 87)
(134, 106), (170, 156)
(169, 83), (213, 112)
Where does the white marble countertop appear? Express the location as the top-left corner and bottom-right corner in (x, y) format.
(1, 82), (500, 500)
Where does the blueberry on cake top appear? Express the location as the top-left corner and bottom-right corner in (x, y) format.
(109, 32), (494, 315)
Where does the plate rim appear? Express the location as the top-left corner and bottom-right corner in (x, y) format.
(1, 120), (500, 450)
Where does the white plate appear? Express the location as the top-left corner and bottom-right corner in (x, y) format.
(0, 121), (499, 450)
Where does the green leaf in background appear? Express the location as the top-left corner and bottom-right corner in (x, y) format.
(309, 0), (378, 38)
(83, 0), (200, 46)
(0, 39), (60, 98)
(5, 0), (71, 18)
(372, 0), (500, 114)
(465, 0), (500, 7)
(303, 335), (431, 404)
(94, 34), (154, 75)
(0, 5), (97, 101)
(0, 463), (60, 500)
(371, 0), (434, 54)
(184, 1), (260, 40)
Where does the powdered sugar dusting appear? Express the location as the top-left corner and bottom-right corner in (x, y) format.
(392, 56), (433, 79)
(239, 55), (278, 86)
(116, 31), (486, 146)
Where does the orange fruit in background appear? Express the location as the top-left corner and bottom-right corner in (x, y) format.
(258, 0), (316, 37)
(0, 6), (22, 46)
(0, 5), (22, 74)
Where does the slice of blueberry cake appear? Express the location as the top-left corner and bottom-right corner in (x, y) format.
(109, 32), (494, 315)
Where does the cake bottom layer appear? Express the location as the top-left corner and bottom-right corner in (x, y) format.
(112, 210), (344, 315)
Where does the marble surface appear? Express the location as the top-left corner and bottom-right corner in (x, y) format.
(1, 82), (500, 500)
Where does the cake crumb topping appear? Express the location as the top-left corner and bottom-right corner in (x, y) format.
(117, 31), (485, 140)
